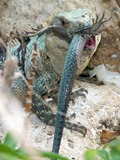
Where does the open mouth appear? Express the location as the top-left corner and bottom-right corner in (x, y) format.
(85, 36), (96, 49)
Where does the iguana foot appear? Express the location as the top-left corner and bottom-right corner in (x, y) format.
(65, 121), (87, 137)
(71, 88), (88, 100)
(77, 75), (103, 85)
(51, 87), (88, 104)
(32, 94), (87, 136)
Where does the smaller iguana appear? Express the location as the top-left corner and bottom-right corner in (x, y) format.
(50, 11), (111, 154)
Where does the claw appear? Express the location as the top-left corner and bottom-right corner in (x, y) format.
(92, 18), (95, 26)
(99, 15), (112, 26)
(79, 87), (88, 94)
(71, 88), (88, 100)
(95, 13), (99, 24)
(80, 13), (111, 35)
(65, 121), (87, 137)
(99, 13), (105, 23)
(91, 13), (111, 33)
(31, 24), (43, 31)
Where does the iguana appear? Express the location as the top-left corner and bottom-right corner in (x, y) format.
(0, 9), (110, 156)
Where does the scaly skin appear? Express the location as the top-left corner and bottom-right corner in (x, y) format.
(52, 34), (88, 153)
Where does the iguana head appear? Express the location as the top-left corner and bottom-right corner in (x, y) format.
(46, 9), (101, 75)
(51, 9), (92, 36)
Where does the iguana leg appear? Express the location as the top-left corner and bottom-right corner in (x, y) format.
(51, 87), (88, 104)
(10, 76), (27, 104)
(64, 121), (87, 137)
(32, 94), (56, 126)
(32, 93), (87, 135)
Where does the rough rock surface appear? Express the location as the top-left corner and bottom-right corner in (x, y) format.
(0, 0), (120, 160)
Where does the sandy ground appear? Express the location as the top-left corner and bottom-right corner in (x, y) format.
(0, 0), (120, 160)
(0, 81), (120, 160)
(27, 82), (120, 160)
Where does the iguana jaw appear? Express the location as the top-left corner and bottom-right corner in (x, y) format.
(85, 36), (96, 49)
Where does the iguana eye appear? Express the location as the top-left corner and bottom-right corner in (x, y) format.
(60, 18), (66, 25)
(60, 18), (69, 28)
(61, 20), (65, 25)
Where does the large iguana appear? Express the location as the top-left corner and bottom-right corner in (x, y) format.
(0, 9), (110, 155)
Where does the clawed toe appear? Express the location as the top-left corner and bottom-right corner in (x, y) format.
(71, 88), (88, 101)
(65, 121), (87, 137)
